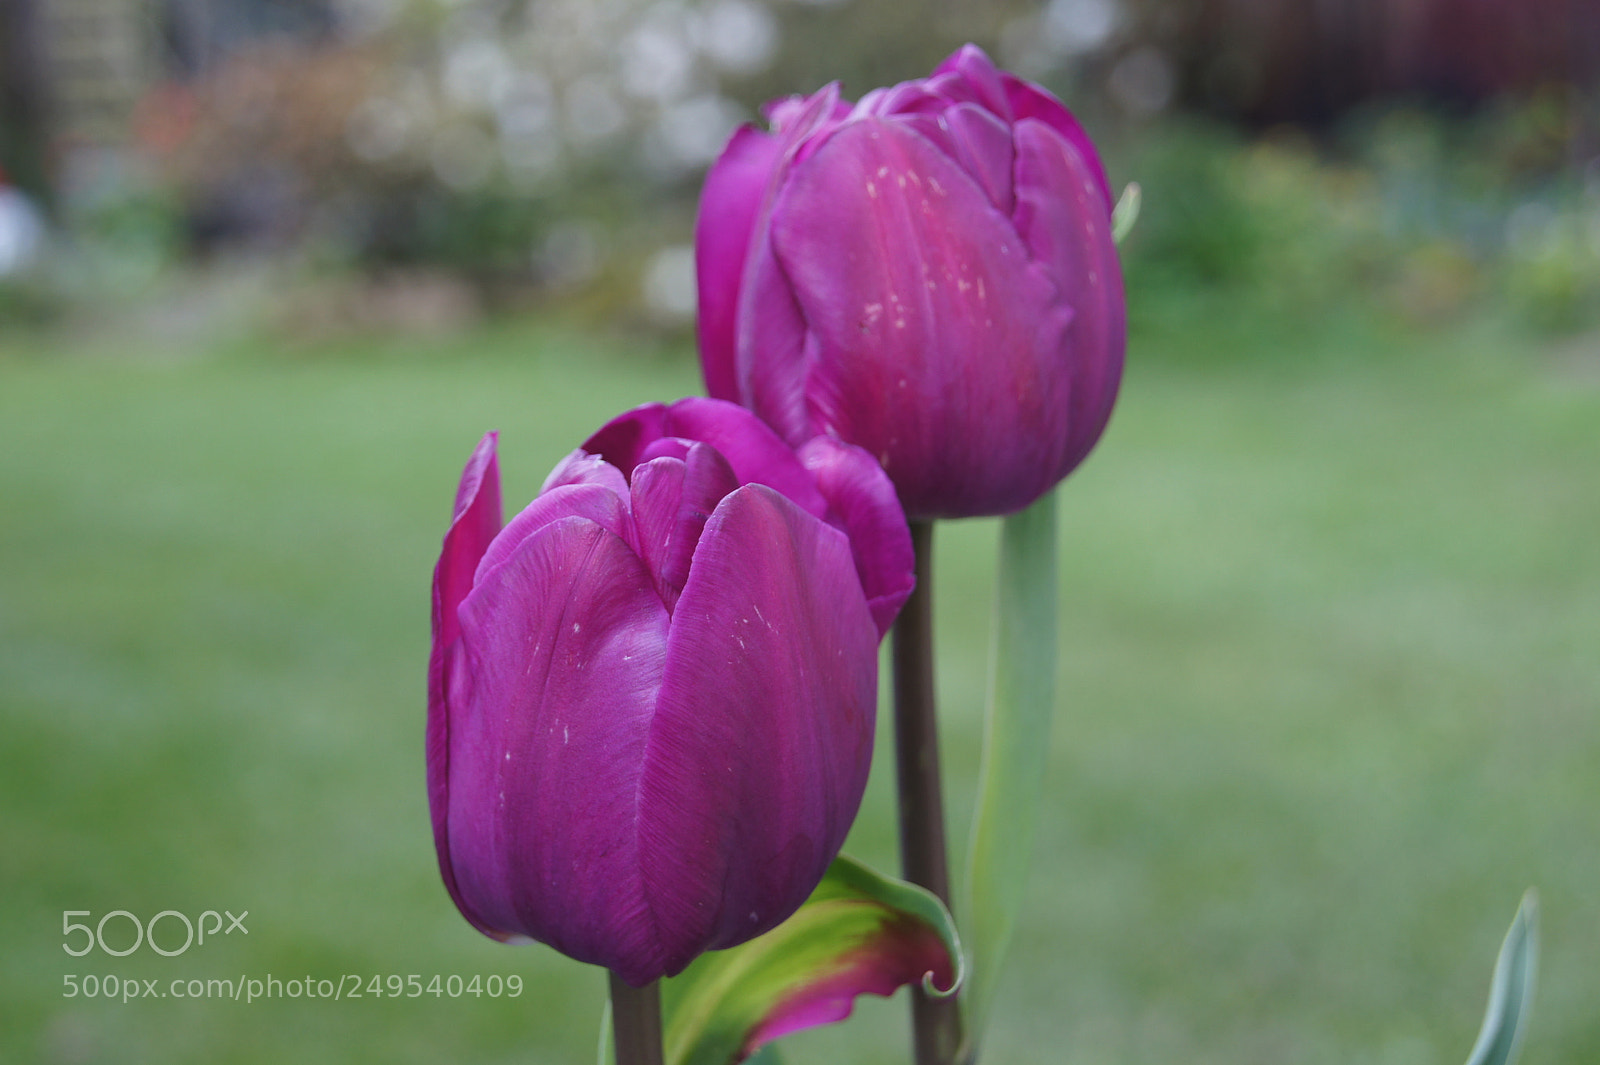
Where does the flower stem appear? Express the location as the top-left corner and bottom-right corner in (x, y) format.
(893, 521), (964, 1065)
(608, 972), (663, 1065)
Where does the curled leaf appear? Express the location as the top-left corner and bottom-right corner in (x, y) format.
(662, 855), (963, 1065)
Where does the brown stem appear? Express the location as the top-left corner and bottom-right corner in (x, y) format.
(893, 521), (964, 1065)
(609, 972), (663, 1065)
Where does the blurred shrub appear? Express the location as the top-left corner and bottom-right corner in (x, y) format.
(1503, 199), (1600, 332)
(1117, 96), (1600, 350)
(0, 274), (62, 328)
(1118, 119), (1398, 328)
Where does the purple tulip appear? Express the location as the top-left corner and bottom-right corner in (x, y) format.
(696, 44), (1125, 520)
(427, 398), (913, 986)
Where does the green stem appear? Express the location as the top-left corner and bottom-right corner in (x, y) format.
(609, 972), (663, 1065)
(893, 521), (964, 1065)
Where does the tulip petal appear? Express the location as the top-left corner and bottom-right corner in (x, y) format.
(1002, 72), (1113, 210)
(638, 437), (693, 464)
(580, 403), (673, 477)
(767, 117), (1074, 518)
(697, 125), (784, 402)
(931, 43), (1012, 120)
(541, 447), (631, 498)
(935, 101), (1016, 215)
(1012, 117), (1126, 482)
(428, 432), (502, 938)
(449, 516), (672, 983)
(735, 217), (816, 448)
(798, 435), (914, 637)
(764, 85), (849, 141)
(638, 485), (877, 975)
(629, 457), (689, 606)
(660, 855), (962, 1065)
(629, 443), (741, 609)
(731, 87), (854, 449)
(473, 483), (634, 585)
(772, 82), (849, 167)
(858, 80), (946, 118)
(659, 397), (828, 519)
(584, 399), (831, 521)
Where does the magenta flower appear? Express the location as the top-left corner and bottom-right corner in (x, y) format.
(427, 398), (913, 986)
(696, 44), (1125, 520)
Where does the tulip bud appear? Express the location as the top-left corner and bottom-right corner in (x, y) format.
(696, 45), (1125, 519)
(427, 398), (913, 985)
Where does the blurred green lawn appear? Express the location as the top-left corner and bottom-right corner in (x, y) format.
(2, 316), (1596, 1065)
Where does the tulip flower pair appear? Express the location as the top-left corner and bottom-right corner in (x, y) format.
(428, 44), (1124, 1040)
(428, 399), (912, 985)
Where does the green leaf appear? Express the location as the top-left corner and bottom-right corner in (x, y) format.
(1463, 891), (1539, 1065)
(1112, 182), (1142, 245)
(962, 487), (1059, 1042)
(661, 855), (963, 1065)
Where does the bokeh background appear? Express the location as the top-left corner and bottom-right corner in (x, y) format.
(2, 1), (1597, 1063)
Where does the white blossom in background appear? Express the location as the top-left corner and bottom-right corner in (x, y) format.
(331, 0), (798, 308)
(537, 221), (605, 287)
(1002, 0), (1121, 79)
(496, 72), (562, 184)
(343, 0), (788, 184)
(0, 186), (45, 276)
(1108, 45), (1172, 117)
(1041, 0), (1119, 55)
(642, 243), (698, 319)
(695, 0), (777, 74)
(646, 94), (746, 173)
(443, 38), (517, 110)
(347, 96), (415, 162)
(333, 0), (405, 39)
(620, 21), (698, 102)
(495, 71), (557, 139)
(563, 74), (628, 148)
(431, 122), (497, 190)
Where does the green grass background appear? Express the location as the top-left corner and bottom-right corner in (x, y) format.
(2, 316), (1596, 1064)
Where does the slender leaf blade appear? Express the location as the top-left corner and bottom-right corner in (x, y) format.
(1463, 891), (1539, 1065)
(962, 488), (1059, 1040)
(1112, 182), (1142, 244)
